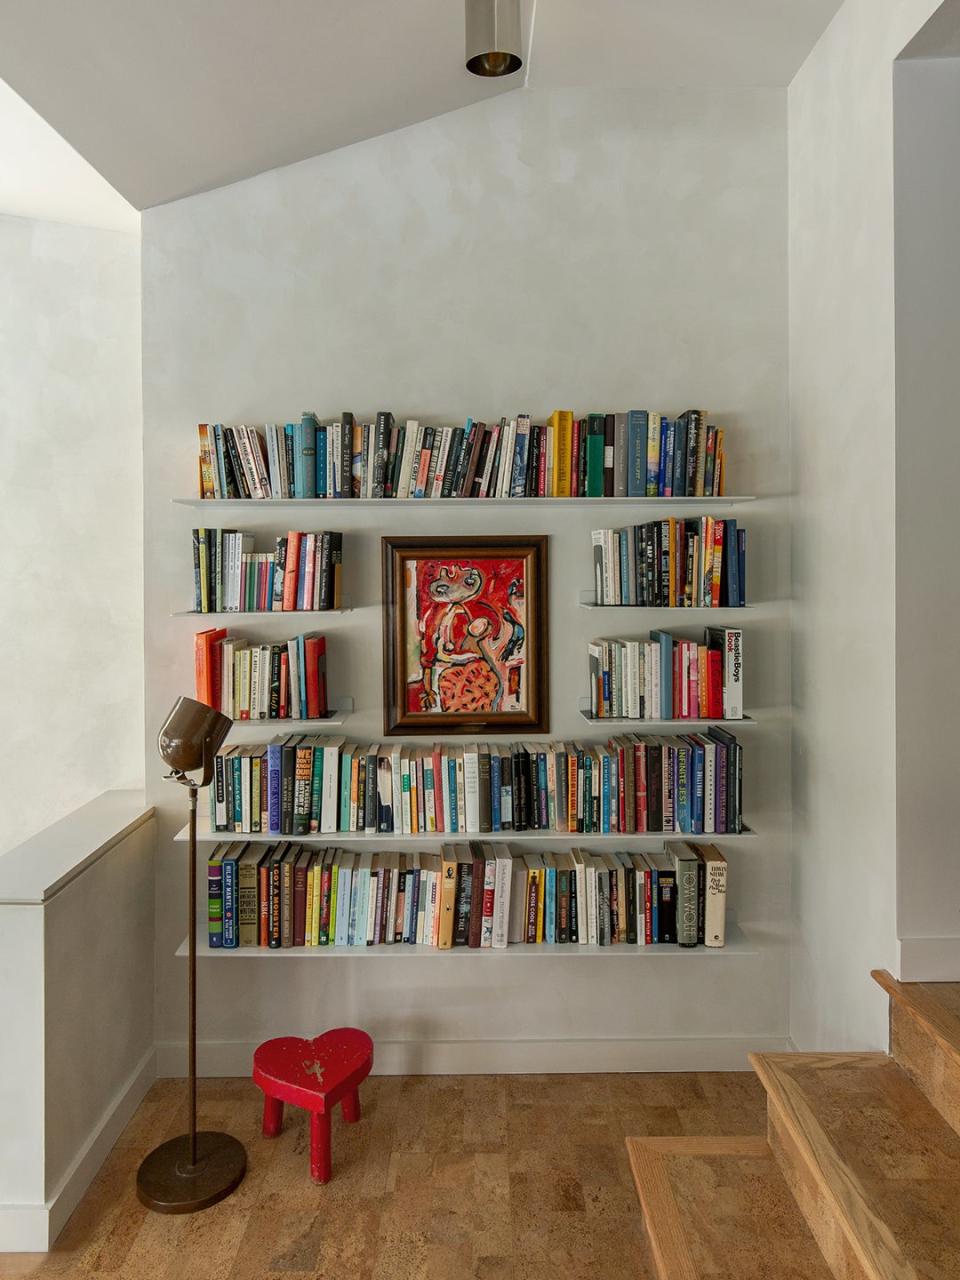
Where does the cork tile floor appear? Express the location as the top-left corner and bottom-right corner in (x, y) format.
(0, 1071), (767, 1280)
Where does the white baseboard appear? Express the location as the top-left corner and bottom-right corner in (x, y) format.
(899, 936), (960, 981)
(0, 1047), (155, 1253)
(156, 1035), (792, 1078)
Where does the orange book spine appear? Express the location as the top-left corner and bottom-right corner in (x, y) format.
(281, 530), (302, 611)
(711, 520), (724, 607)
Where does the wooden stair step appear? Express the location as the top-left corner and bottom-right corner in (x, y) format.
(873, 969), (960, 1138)
(751, 1051), (960, 1280)
(626, 1135), (834, 1280)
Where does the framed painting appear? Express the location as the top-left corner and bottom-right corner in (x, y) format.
(382, 535), (549, 736)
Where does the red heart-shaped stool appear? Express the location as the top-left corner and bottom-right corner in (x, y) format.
(252, 1028), (373, 1183)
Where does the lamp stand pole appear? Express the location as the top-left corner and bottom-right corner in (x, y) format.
(136, 785), (246, 1213)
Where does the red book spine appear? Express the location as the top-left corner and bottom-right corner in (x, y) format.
(304, 635), (326, 719)
(282, 531), (302, 610)
(431, 748), (444, 831)
(673, 645), (681, 718)
(707, 649), (723, 718)
(279, 652), (289, 718)
(618, 743), (627, 833)
(414, 443), (432, 495)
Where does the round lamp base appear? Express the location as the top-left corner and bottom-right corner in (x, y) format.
(136, 1131), (246, 1214)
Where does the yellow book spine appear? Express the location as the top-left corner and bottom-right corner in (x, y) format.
(305, 865), (315, 946)
(438, 853), (458, 949)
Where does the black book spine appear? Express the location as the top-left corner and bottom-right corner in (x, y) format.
(512, 751), (527, 832)
(685, 410), (701, 497)
(282, 428), (295, 498)
(280, 744), (296, 834)
(603, 413), (615, 498)
(341, 412), (355, 499)
(660, 521), (671, 607)
(385, 424), (404, 498)
(696, 855), (706, 944)
(657, 869), (677, 944)
(364, 752), (378, 832)
(441, 427), (465, 498)
(569, 866), (579, 943)
(269, 858), (282, 948)
(525, 425), (539, 497)
(449, 422), (474, 496)
(268, 645), (281, 719)
(478, 751), (492, 833)
(453, 863), (472, 945)
(329, 530), (342, 609)
(317, 531), (331, 610)
(224, 428), (250, 498)
(470, 428), (491, 497)
(372, 412), (392, 498)
(626, 865), (638, 944)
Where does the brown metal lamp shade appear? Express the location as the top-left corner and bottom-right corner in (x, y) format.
(137, 695), (245, 1214)
(158, 695), (231, 788)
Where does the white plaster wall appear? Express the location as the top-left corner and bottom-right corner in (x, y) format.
(0, 216), (144, 854)
(142, 87), (791, 1069)
(893, 52), (960, 973)
(788, 0), (943, 1048)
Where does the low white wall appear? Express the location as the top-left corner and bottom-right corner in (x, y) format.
(0, 792), (156, 1252)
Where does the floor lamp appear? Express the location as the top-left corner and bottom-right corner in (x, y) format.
(137, 696), (247, 1213)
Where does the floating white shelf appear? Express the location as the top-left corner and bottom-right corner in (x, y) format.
(173, 496), (756, 509)
(577, 709), (756, 730)
(172, 607), (351, 617)
(176, 922), (755, 959)
(578, 590), (751, 611)
(226, 702), (353, 731)
(178, 821), (756, 845)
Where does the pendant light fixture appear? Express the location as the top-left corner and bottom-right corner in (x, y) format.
(465, 0), (523, 77)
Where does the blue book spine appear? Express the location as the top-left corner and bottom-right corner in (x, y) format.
(691, 742), (704, 834)
(545, 867), (557, 944)
(267, 744), (282, 833)
(619, 531), (630, 604)
(657, 417), (669, 495)
(315, 424), (327, 497)
(300, 413), (318, 499)
(626, 410), (648, 497)
(651, 630), (673, 719)
(448, 757), (459, 832)
(737, 530), (746, 606)
(222, 858), (237, 947)
(676, 746), (691, 834)
(213, 423), (228, 497)
(601, 754), (611, 833)
(490, 752), (502, 831)
(663, 419), (676, 496)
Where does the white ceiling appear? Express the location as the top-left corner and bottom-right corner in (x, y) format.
(0, 0), (842, 213)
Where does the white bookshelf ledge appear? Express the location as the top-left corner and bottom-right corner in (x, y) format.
(177, 820), (756, 845)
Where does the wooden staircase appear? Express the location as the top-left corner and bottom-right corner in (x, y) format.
(627, 971), (960, 1280)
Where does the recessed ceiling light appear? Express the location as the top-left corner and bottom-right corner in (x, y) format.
(465, 0), (523, 77)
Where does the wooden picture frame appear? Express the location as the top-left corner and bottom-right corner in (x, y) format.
(382, 534), (549, 736)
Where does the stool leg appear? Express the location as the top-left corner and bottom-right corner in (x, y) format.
(262, 1094), (284, 1138)
(342, 1087), (362, 1124)
(310, 1110), (332, 1183)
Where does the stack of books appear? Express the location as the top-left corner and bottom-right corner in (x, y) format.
(207, 839), (728, 950)
(591, 517), (746, 606)
(210, 734), (745, 838)
(588, 628), (743, 720)
(191, 529), (342, 612)
(195, 631), (328, 721)
(196, 409), (728, 500)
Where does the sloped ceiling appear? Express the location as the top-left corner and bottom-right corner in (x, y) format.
(0, 0), (842, 211)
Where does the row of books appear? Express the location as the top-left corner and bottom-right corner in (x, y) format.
(207, 840), (728, 950)
(588, 629), (744, 721)
(196, 409), (728, 501)
(191, 529), (342, 613)
(210, 733), (744, 838)
(591, 518), (746, 607)
(195, 631), (329, 721)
